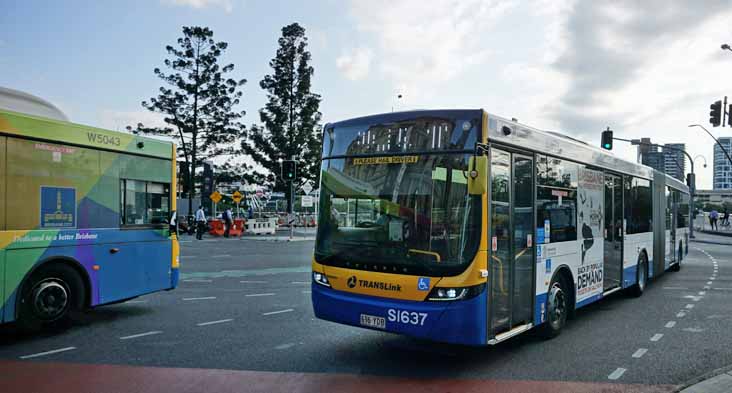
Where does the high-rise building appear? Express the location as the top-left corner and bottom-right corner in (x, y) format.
(713, 137), (732, 190)
(642, 151), (665, 173)
(663, 143), (685, 182)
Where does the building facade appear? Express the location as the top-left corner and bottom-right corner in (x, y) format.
(695, 189), (732, 207)
(713, 137), (732, 190)
(663, 143), (686, 182)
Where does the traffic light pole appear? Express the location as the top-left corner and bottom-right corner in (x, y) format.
(289, 179), (294, 241)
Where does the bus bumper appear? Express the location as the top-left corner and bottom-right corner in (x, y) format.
(170, 268), (180, 289)
(312, 283), (487, 346)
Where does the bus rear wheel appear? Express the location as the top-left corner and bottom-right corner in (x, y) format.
(629, 254), (648, 297)
(539, 276), (568, 339)
(671, 244), (682, 272)
(17, 264), (85, 331)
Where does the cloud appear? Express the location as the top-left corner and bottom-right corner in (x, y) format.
(551, 1), (731, 137)
(346, 0), (517, 97)
(161, 0), (234, 13)
(336, 47), (373, 81)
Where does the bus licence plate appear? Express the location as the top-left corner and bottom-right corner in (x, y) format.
(360, 314), (385, 329)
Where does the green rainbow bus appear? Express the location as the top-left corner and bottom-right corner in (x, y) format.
(0, 102), (179, 330)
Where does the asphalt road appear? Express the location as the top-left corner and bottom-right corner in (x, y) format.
(1, 231), (731, 391)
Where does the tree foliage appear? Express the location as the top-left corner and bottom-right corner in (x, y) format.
(243, 23), (322, 195)
(131, 26), (247, 213)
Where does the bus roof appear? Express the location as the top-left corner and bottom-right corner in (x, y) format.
(486, 112), (688, 192)
(0, 108), (172, 159)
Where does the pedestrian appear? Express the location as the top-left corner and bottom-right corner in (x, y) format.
(195, 205), (207, 240)
(710, 209), (719, 231)
(223, 208), (233, 238)
(723, 208), (730, 227)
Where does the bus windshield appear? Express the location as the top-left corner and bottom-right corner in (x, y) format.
(315, 153), (482, 277)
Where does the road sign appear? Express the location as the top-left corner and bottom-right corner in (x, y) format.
(210, 191), (222, 204)
(232, 191), (243, 203)
(301, 195), (314, 207)
(302, 182), (313, 195)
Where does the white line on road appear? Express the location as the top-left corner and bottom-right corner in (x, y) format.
(212, 255), (232, 258)
(197, 319), (234, 326)
(120, 331), (163, 340)
(686, 304), (695, 309)
(302, 290), (311, 294)
(20, 347), (76, 359)
(182, 296), (217, 301)
(263, 308), (294, 316)
(699, 291), (706, 296)
(608, 368), (626, 380)
(275, 343), (295, 350)
(245, 293), (275, 297)
(650, 333), (664, 342)
(677, 311), (686, 318)
(240, 280), (268, 284)
(662, 287), (688, 290)
(184, 279), (213, 283)
(291, 281), (309, 284)
(713, 288), (732, 291)
(632, 348), (648, 358)
(707, 281), (713, 285)
(125, 300), (149, 304)
(665, 321), (676, 328)
(710, 277), (716, 280)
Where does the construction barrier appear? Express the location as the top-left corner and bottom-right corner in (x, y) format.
(229, 218), (245, 237)
(245, 217), (277, 235)
(208, 220), (225, 236)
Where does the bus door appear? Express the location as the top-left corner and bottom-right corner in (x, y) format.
(668, 188), (677, 266)
(603, 174), (623, 291)
(488, 148), (535, 336)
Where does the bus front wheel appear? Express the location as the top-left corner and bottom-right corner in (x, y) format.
(539, 276), (568, 339)
(17, 263), (85, 331)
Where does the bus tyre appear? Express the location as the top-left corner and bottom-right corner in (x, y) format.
(630, 255), (648, 297)
(539, 276), (568, 339)
(17, 264), (85, 331)
(671, 245), (682, 272)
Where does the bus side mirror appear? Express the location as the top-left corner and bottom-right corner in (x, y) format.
(467, 155), (488, 195)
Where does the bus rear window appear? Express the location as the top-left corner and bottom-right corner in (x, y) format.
(121, 179), (170, 226)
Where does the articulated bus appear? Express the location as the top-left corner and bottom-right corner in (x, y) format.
(0, 104), (179, 330)
(312, 109), (689, 345)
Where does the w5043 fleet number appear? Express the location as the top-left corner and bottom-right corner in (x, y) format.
(387, 309), (428, 326)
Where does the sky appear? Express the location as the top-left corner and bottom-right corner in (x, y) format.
(2, 0), (731, 189)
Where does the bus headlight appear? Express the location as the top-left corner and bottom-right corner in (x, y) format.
(427, 284), (485, 301)
(313, 272), (331, 287)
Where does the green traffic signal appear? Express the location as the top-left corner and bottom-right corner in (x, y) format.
(601, 128), (613, 150)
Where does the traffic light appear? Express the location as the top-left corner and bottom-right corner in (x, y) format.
(710, 100), (722, 127)
(728, 104), (732, 127)
(281, 160), (296, 181)
(601, 128), (613, 150)
(686, 173), (695, 193)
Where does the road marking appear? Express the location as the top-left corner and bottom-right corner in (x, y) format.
(197, 319), (234, 326)
(707, 281), (713, 285)
(302, 290), (311, 294)
(245, 293), (275, 297)
(662, 286), (688, 290)
(291, 281), (309, 284)
(212, 255), (232, 258)
(710, 277), (716, 280)
(713, 287), (732, 291)
(683, 327), (705, 333)
(677, 311), (686, 318)
(184, 279), (212, 283)
(125, 300), (148, 304)
(699, 291), (706, 296)
(240, 280), (268, 284)
(685, 304), (695, 309)
(120, 331), (163, 340)
(631, 348), (648, 358)
(183, 296), (217, 301)
(20, 347), (76, 359)
(263, 308), (294, 316)
(665, 321), (676, 328)
(275, 343), (295, 350)
(650, 333), (664, 342)
(608, 368), (626, 380)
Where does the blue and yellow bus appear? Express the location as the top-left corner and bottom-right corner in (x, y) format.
(0, 93), (179, 330)
(312, 109), (689, 345)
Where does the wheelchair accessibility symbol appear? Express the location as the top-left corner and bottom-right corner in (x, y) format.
(417, 277), (430, 291)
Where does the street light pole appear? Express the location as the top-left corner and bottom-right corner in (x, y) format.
(688, 124), (732, 167)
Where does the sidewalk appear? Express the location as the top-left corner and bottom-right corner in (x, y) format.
(679, 365), (732, 393)
(691, 232), (732, 246)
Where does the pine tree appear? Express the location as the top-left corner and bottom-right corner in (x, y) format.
(130, 26), (247, 215)
(243, 23), (322, 211)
